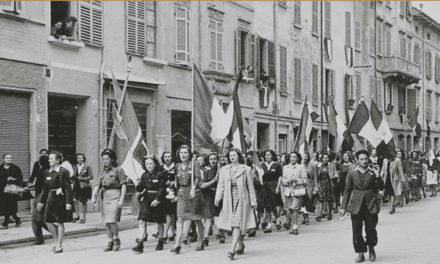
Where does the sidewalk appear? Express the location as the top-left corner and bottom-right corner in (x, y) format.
(0, 208), (138, 247)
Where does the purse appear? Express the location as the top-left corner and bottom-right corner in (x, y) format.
(292, 187), (306, 197)
(4, 184), (24, 195)
(284, 187), (292, 197)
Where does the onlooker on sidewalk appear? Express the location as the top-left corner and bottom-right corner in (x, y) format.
(0, 153), (23, 229)
(73, 153), (93, 224)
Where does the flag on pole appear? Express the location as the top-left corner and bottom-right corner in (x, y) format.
(108, 72), (148, 184)
(408, 106), (421, 139)
(294, 99), (319, 156)
(370, 100), (395, 159)
(325, 102), (346, 151)
(347, 100), (382, 147)
(193, 65), (234, 154)
(227, 70), (246, 152)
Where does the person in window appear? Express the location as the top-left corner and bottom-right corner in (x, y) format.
(36, 151), (73, 253)
(0, 154), (23, 229)
(73, 153), (93, 224)
(52, 16), (77, 40)
(132, 155), (167, 253)
(215, 148), (257, 260)
(92, 149), (127, 252)
(261, 150), (282, 233)
(160, 151), (177, 242)
(170, 145), (205, 254)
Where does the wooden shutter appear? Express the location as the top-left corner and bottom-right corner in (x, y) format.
(400, 37), (406, 58)
(345, 12), (351, 47)
(312, 2), (318, 34)
(376, 78), (383, 111)
(294, 1), (301, 25)
(377, 23), (382, 55)
(369, 76), (376, 103)
(255, 35), (260, 81)
(79, 1), (103, 46)
(209, 20), (223, 71)
(426, 51), (432, 80)
(294, 58), (301, 99)
(407, 37), (412, 61)
(355, 72), (361, 102)
(324, 2), (331, 39)
(369, 28), (375, 54)
(312, 64), (318, 105)
(407, 89), (416, 116)
(126, 1), (146, 56)
(235, 30), (241, 74)
(386, 29), (391, 56)
(355, 21), (360, 50)
(435, 55), (440, 84)
(279, 45), (287, 93)
(345, 74), (352, 106)
(414, 44), (420, 64)
(145, 2), (156, 58)
(175, 6), (189, 63)
(268, 41), (275, 80)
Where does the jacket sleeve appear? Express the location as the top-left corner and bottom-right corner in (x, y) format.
(63, 170), (73, 205)
(156, 172), (167, 201)
(215, 168), (225, 202)
(341, 171), (354, 210)
(30, 162), (39, 184)
(38, 178), (48, 204)
(246, 167), (257, 207)
(11, 165), (23, 185)
(397, 160), (405, 182)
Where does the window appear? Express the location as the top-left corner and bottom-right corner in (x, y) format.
(324, 2), (331, 39)
(398, 87), (406, 115)
(427, 92), (432, 121)
(407, 88), (416, 117)
(369, 76), (376, 101)
(400, 36), (406, 58)
(294, 1), (301, 26)
(294, 58), (302, 100)
(279, 46), (287, 93)
(415, 26), (419, 34)
(325, 69), (335, 102)
(355, 21), (360, 50)
(236, 29), (253, 74)
(385, 27), (391, 56)
(407, 37), (412, 62)
(376, 78), (383, 111)
(126, 1), (156, 57)
(312, 64), (319, 105)
(436, 94), (440, 123)
(355, 72), (361, 102)
(435, 55), (440, 84)
(427, 33), (431, 40)
(268, 41), (275, 80)
(175, 4), (190, 63)
(384, 82), (392, 110)
(345, 74), (353, 107)
(312, 1), (318, 35)
(51, 2), (77, 40)
(426, 50), (432, 80)
(79, 1), (103, 46)
(414, 43), (421, 65)
(370, 27), (375, 54)
(345, 12), (351, 47)
(209, 19), (223, 71)
(0, 1), (22, 14)
(400, 2), (405, 17)
(377, 22), (382, 55)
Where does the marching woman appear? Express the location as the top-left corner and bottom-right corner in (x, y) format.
(335, 152), (354, 213)
(261, 150), (282, 233)
(0, 154), (23, 229)
(160, 151), (177, 242)
(426, 151), (439, 197)
(37, 151), (72, 253)
(215, 148), (257, 260)
(314, 152), (336, 221)
(279, 152), (307, 235)
(92, 149), (127, 252)
(73, 153), (93, 223)
(132, 155), (167, 253)
(170, 145), (205, 254)
(381, 151), (404, 214)
(301, 152), (315, 225)
(200, 152), (219, 247)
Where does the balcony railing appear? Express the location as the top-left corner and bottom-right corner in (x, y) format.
(382, 56), (421, 85)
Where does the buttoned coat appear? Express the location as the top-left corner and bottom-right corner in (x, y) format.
(381, 158), (404, 196)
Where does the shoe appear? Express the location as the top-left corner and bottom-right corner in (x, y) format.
(170, 246), (181, 254)
(79, 219), (86, 224)
(152, 232), (159, 239)
(209, 226), (213, 236)
(132, 241), (144, 253)
(248, 230), (256, 237)
(289, 229), (299, 235)
(168, 234), (176, 242)
(389, 208), (395, 214)
(283, 223), (290, 230)
(227, 251), (235, 260)
(368, 246), (376, 262)
(355, 253), (365, 263)
(113, 238), (121, 251)
(32, 241), (44, 245)
(54, 248), (63, 254)
(219, 238), (226, 244)
(190, 235), (198, 242)
(315, 216), (322, 222)
(0, 225), (8, 230)
(143, 234), (148, 242)
(261, 222), (267, 229)
(203, 238), (209, 247)
(72, 217), (80, 223)
(327, 214), (333, 221)
(14, 219), (21, 228)
(104, 241), (114, 252)
(155, 238), (164, 251)
(182, 239), (189, 245)
(263, 228), (272, 233)
(276, 222), (282, 230)
(196, 244), (204, 251)
(236, 243), (245, 255)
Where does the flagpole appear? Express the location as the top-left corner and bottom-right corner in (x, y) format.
(118, 55), (133, 114)
(293, 96), (307, 151)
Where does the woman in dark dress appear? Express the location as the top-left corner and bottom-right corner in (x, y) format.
(37, 151), (73, 253)
(160, 151), (177, 242)
(334, 152), (353, 213)
(261, 150), (282, 233)
(315, 152), (336, 221)
(200, 152), (219, 247)
(0, 154), (23, 229)
(72, 153), (93, 224)
(132, 155), (167, 253)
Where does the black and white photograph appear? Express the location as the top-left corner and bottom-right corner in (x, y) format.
(0, 0), (439, 263)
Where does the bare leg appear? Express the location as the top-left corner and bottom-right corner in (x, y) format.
(56, 223), (64, 249)
(81, 202), (87, 221)
(157, 223), (165, 239)
(204, 218), (212, 239)
(105, 223), (113, 242)
(230, 228), (240, 253)
(46, 223), (58, 249)
(182, 220), (191, 241)
(174, 218), (184, 248)
(72, 199), (79, 219)
(110, 223), (119, 239)
(195, 220), (205, 247)
(165, 215), (172, 238)
(137, 220), (147, 240)
(291, 209), (298, 230)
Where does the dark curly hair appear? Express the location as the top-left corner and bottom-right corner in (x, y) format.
(302, 152), (311, 163)
(226, 148), (245, 164)
(263, 149), (277, 162)
(289, 151), (302, 164)
(320, 152), (330, 162)
(176, 145), (193, 163)
(39, 155), (50, 170)
(142, 155), (160, 172)
(355, 149), (370, 159)
(161, 151), (174, 164)
(341, 151), (353, 163)
(280, 152), (290, 165)
(207, 152), (219, 167)
(76, 153), (86, 163)
(101, 148), (118, 167)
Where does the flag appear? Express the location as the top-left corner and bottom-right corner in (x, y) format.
(294, 99), (319, 156)
(325, 102), (347, 151)
(347, 100), (382, 147)
(193, 65), (234, 154)
(108, 72), (148, 184)
(228, 70), (246, 152)
(408, 106), (419, 128)
(370, 100), (393, 145)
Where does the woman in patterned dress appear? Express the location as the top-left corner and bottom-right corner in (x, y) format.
(314, 152), (336, 221)
(36, 151), (72, 253)
(92, 149), (127, 252)
(160, 151), (177, 241)
(215, 148), (257, 260)
(170, 145), (205, 254)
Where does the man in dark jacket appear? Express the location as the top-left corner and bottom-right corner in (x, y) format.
(341, 150), (384, 263)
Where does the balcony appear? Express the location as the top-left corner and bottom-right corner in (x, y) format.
(382, 56), (421, 85)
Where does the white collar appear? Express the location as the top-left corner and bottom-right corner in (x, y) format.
(265, 161), (274, 168)
(50, 166), (61, 172)
(354, 166), (370, 173)
(163, 163), (175, 170)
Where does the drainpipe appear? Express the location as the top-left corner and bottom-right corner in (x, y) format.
(421, 18), (426, 151)
(98, 47), (105, 176)
(273, 1), (279, 153)
(319, 1), (324, 151)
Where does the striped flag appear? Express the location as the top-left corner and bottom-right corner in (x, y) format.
(111, 103), (128, 140)
(227, 69), (246, 152)
(294, 99), (319, 156)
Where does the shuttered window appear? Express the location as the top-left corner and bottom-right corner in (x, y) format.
(400, 36), (406, 58)
(377, 23), (383, 55)
(435, 55), (440, 84)
(407, 89), (416, 117)
(384, 82), (392, 110)
(426, 50), (432, 80)
(79, 1), (103, 46)
(209, 20), (223, 71)
(376, 78), (383, 111)
(175, 5), (190, 63)
(345, 74), (353, 102)
(294, 1), (301, 25)
(355, 72), (361, 102)
(355, 21), (360, 50)
(324, 2), (331, 39)
(436, 94), (440, 123)
(126, 1), (156, 57)
(345, 12), (351, 47)
(0, 1), (22, 13)
(386, 28), (391, 56)
(294, 58), (301, 100)
(369, 76), (376, 101)
(398, 87), (406, 115)
(312, 64), (318, 105)
(369, 27), (375, 54)
(414, 43), (421, 65)
(312, 1), (318, 34)
(268, 41), (275, 79)
(407, 37), (412, 62)
(426, 92), (432, 121)
(279, 45), (287, 93)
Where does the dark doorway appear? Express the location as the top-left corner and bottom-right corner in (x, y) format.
(257, 122), (270, 151)
(171, 110), (191, 155)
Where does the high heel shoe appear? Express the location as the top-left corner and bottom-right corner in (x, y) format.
(203, 238), (209, 247)
(170, 246), (181, 254)
(196, 244), (204, 251)
(227, 251), (235, 260)
(168, 234), (176, 242)
(54, 247), (63, 254)
(236, 243), (245, 255)
(103, 241), (114, 252)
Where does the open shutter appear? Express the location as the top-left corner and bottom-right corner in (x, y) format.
(217, 22), (223, 71)
(324, 2), (331, 39)
(312, 64), (318, 105)
(377, 23), (383, 55)
(312, 2), (318, 34)
(355, 21), (360, 50)
(369, 76), (376, 102)
(79, 1), (103, 46)
(435, 55), (440, 84)
(268, 41), (275, 81)
(376, 78), (383, 111)
(235, 30), (241, 74)
(407, 89), (416, 116)
(255, 34), (260, 82)
(175, 6), (189, 63)
(279, 45), (287, 93)
(355, 72), (361, 102)
(294, 58), (301, 99)
(345, 12), (351, 47)
(126, 1), (146, 56)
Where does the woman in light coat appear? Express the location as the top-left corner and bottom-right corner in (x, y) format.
(215, 148), (257, 260)
(381, 154), (404, 214)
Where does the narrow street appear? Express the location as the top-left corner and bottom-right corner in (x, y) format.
(1, 197), (439, 264)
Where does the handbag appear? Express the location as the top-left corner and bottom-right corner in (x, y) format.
(291, 187), (306, 197)
(284, 187), (292, 197)
(4, 184), (24, 195)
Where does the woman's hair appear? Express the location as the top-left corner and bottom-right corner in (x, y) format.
(160, 151), (174, 164)
(320, 152), (330, 162)
(39, 155), (50, 170)
(142, 155), (160, 172)
(342, 151), (353, 163)
(289, 151), (302, 164)
(410, 150), (419, 159)
(302, 152), (311, 163)
(49, 150), (63, 165)
(176, 145), (193, 163)
(76, 153), (86, 163)
(2, 153), (12, 160)
(263, 149), (278, 162)
(101, 148), (118, 167)
(207, 152), (219, 167)
(226, 148), (245, 164)
(280, 152), (290, 165)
